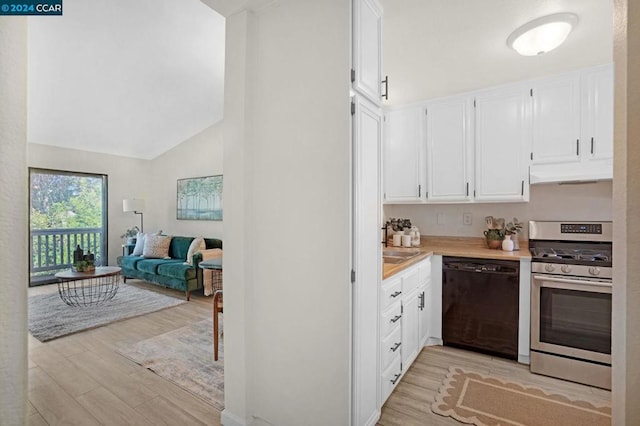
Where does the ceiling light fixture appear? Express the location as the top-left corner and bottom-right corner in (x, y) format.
(507, 13), (578, 56)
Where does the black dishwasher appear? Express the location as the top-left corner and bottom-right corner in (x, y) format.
(442, 257), (519, 360)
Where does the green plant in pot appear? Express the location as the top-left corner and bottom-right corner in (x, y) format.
(484, 216), (506, 249)
(120, 226), (140, 245)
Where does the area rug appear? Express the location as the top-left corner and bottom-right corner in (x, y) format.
(116, 319), (224, 410)
(29, 284), (186, 342)
(432, 367), (611, 426)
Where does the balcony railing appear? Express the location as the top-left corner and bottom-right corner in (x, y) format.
(30, 227), (104, 285)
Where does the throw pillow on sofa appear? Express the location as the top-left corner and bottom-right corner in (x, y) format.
(132, 232), (146, 256)
(185, 236), (206, 265)
(143, 235), (172, 259)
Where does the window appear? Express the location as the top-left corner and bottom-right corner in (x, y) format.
(29, 168), (108, 286)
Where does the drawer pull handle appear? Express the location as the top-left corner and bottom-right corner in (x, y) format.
(390, 315), (402, 324)
(391, 342), (401, 352)
(390, 373), (401, 385)
(390, 291), (402, 298)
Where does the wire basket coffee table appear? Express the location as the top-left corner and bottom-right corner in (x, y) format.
(55, 266), (122, 307)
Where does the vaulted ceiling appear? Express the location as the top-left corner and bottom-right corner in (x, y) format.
(28, 0), (225, 159)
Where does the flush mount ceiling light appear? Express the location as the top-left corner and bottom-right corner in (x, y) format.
(507, 13), (578, 56)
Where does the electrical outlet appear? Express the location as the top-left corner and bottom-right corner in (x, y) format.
(463, 213), (472, 225)
(437, 213), (446, 225)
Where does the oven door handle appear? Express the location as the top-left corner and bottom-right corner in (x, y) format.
(533, 275), (612, 288)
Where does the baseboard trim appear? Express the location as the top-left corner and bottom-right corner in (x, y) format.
(364, 409), (381, 426)
(426, 337), (443, 346)
(518, 354), (531, 365)
(221, 409), (247, 426)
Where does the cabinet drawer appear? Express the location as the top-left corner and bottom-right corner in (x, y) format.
(381, 324), (402, 372)
(381, 301), (402, 338)
(402, 266), (420, 295)
(381, 276), (402, 310)
(381, 355), (402, 404)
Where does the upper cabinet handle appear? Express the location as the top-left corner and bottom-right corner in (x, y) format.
(591, 137), (595, 155)
(381, 76), (389, 100)
(576, 139), (580, 156)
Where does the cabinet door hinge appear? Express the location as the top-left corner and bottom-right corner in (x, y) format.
(350, 68), (355, 83)
(351, 270), (355, 283)
(351, 101), (355, 115)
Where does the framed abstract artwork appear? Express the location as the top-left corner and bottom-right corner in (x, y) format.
(176, 175), (223, 220)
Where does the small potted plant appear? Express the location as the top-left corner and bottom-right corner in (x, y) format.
(484, 216), (505, 249)
(120, 226), (140, 245)
(505, 218), (523, 251)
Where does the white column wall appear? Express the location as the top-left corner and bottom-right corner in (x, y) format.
(222, 1), (352, 424)
(612, 0), (640, 424)
(221, 8), (251, 425)
(0, 17), (28, 426)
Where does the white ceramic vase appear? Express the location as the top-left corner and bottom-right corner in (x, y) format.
(502, 235), (514, 252)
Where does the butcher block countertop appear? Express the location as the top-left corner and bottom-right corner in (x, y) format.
(383, 236), (531, 280)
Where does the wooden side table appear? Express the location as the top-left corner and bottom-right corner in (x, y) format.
(199, 258), (223, 361)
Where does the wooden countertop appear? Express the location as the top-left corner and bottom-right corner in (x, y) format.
(383, 236), (530, 279)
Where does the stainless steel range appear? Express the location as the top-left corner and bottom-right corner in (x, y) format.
(529, 221), (612, 389)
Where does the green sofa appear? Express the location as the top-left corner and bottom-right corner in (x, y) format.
(116, 236), (222, 300)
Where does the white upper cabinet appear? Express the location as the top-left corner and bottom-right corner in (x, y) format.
(531, 73), (581, 165)
(353, 0), (383, 104)
(475, 85), (530, 202)
(582, 64), (614, 161)
(383, 106), (423, 202)
(529, 64), (613, 183)
(425, 95), (474, 202)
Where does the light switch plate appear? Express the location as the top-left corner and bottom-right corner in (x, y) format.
(463, 213), (472, 225)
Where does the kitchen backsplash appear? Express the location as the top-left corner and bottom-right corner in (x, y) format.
(384, 181), (612, 240)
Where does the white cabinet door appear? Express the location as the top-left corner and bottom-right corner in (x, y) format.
(353, 0), (383, 104)
(582, 64), (614, 161)
(401, 290), (419, 367)
(352, 94), (381, 426)
(475, 86), (530, 202)
(531, 74), (581, 165)
(383, 107), (423, 202)
(425, 96), (473, 202)
(418, 283), (429, 347)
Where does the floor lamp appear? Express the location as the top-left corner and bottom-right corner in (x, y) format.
(123, 198), (145, 232)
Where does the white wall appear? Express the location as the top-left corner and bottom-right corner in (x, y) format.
(385, 181), (612, 240)
(146, 122), (224, 239)
(0, 16), (28, 426)
(222, 1), (352, 424)
(612, 0), (640, 423)
(27, 143), (151, 266)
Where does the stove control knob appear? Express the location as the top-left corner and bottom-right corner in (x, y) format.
(561, 265), (572, 274)
(545, 264), (555, 272)
(589, 267), (601, 276)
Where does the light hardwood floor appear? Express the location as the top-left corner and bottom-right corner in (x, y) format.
(378, 345), (611, 426)
(28, 281), (610, 426)
(27, 280), (221, 426)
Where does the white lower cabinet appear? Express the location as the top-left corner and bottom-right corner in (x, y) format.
(380, 256), (431, 405)
(381, 355), (402, 404)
